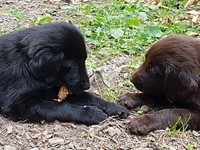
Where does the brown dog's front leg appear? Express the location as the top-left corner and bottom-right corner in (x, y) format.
(127, 108), (200, 135)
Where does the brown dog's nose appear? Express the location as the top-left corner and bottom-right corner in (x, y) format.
(130, 72), (138, 84)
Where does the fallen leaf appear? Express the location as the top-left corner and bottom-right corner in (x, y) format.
(93, 90), (100, 97)
(124, 0), (136, 3)
(192, 15), (200, 24)
(54, 86), (68, 102)
(104, 127), (121, 137)
(88, 127), (96, 137)
(184, 0), (195, 8)
(186, 10), (200, 15)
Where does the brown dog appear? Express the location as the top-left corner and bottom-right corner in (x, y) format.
(119, 35), (200, 135)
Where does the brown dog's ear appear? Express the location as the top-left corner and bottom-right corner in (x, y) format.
(164, 67), (199, 104)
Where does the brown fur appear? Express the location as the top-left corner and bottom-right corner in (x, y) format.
(118, 35), (200, 135)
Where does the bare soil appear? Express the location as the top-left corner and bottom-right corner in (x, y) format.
(0, 0), (200, 149)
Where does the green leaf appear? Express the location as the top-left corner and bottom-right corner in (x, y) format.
(145, 26), (163, 38)
(81, 131), (87, 137)
(33, 16), (52, 25)
(10, 10), (26, 20)
(85, 4), (92, 14)
(110, 28), (124, 39)
(126, 19), (141, 26)
(139, 12), (148, 21)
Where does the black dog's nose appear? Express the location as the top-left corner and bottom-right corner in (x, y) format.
(80, 81), (90, 90)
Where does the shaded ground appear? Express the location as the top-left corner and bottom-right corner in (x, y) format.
(0, 0), (200, 149)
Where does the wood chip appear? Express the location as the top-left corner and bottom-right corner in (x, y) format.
(54, 86), (68, 102)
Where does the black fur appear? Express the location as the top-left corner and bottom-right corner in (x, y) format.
(0, 22), (129, 125)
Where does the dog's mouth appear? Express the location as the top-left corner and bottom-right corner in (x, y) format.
(64, 86), (86, 95)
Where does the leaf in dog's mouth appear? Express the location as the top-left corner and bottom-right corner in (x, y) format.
(53, 86), (68, 102)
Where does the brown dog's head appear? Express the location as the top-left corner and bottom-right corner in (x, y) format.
(131, 35), (200, 101)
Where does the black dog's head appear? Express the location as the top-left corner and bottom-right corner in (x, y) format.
(23, 22), (89, 93)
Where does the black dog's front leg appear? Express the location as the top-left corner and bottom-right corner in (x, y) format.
(6, 99), (109, 125)
(3, 90), (110, 125)
(66, 92), (129, 118)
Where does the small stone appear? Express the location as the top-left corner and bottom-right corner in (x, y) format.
(193, 130), (200, 136)
(136, 148), (153, 150)
(168, 146), (176, 150)
(29, 142), (35, 148)
(48, 137), (64, 146)
(45, 134), (53, 139)
(30, 148), (39, 150)
(25, 133), (31, 140)
(4, 145), (17, 150)
(6, 125), (13, 134)
(141, 105), (150, 113)
(31, 133), (41, 139)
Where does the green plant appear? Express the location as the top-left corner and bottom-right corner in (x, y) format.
(100, 87), (123, 101)
(10, 10), (26, 20)
(168, 114), (191, 136)
(187, 143), (197, 150)
(31, 15), (53, 26)
(160, 142), (168, 148)
(37, 0), (199, 99)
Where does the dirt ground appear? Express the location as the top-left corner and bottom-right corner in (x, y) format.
(0, 0), (200, 149)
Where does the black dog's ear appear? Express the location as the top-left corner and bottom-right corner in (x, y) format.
(29, 48), (64, 81)
(164, 67), (199, 104)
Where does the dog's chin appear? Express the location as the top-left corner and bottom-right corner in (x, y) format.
(65, 86), (86, 95)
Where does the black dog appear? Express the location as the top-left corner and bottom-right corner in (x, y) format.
(0, 22), (129, 125)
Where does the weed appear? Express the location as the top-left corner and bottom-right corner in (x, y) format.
(31, 15), (53, 26)
(10, 10), (26, 21)
(168, 114), (191, 136)
(187, 143), (197, 150)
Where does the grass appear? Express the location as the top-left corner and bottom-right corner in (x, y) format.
(168, 115), (191, 136)
(62, 0), (199, 99)
(0, 0), (200, 100)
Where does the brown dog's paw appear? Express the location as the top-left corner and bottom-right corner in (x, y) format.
(126, 115), (157, 135)
(118, 93), (143, 109)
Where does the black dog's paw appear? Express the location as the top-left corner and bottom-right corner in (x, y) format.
(104, 103), (130, 118)
(80, 106), (108, 125)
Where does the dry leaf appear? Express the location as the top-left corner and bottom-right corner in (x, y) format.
(104, 127), (121, 137)
(186, 10), (200, 24)
(192, 15), (200, 24)
(100, 143), (109, 149)
(70, 0), (88, 4)
(93, 90), (100, 97)
(54, 86), (68, 102)
(184, 0), (195, 8)
(124, 0), (136, 3)
(44, 0), (52, 3)
(144, 0), (161, 5)
(186, 10), (200, 15)
(65, 19), (72, 24)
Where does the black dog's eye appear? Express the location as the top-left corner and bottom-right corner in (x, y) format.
(71, 62), (78, 68)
